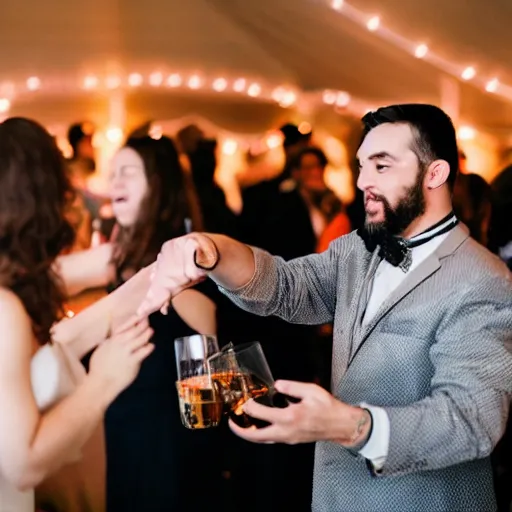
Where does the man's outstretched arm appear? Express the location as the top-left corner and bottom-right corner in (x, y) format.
(138, 232), (348, 326)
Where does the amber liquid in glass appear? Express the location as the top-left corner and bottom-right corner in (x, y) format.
(176, 376), (223, 429)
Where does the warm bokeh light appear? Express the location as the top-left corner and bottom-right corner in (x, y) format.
(26, 76), (41, 91)
(414, 44), (428, 59)
(366, 16), (380, 31)
(461, 67), (476, 80)
(128, 73), (143, 87)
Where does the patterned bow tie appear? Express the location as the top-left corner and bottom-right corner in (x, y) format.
(357, 228), (412, 271)
(357, 212), (458, 272)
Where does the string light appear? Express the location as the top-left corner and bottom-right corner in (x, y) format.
(0, 98), (11, 113)
(271, 87), (286, 102)
(414, 44), (428, 59)
(461, 67), (476, 81)
(213, 78), (228, 92)
(128, 73), (143, 87)
(366, 16), (380, 31)
(106, 126), (124, 144)
(167, 74), (182, 87)
(485, 78), (499, 93)
(222, 139), (238, 155)
(0, 68), (370, 117)
(279, 90), (297, 107)
(233, 78), (246, 92)
(322, 90), (337, 105)
(335, 91), (351, 107)
(458, 126), (476, 140)
(247, 83), (261, 97)
(26, 76), (41, 91)
(328, 1), (512, 104)
(187, 75), (202, 89)
(149, 72), (164, 86)
(83, 75), (99, 89)
(265, 131), (284, 149)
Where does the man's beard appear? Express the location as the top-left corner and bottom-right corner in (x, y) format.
(364, 175), (426, 241)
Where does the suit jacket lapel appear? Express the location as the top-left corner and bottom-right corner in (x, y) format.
(347, 224), (469, 366)
(339, 250), (381, 372)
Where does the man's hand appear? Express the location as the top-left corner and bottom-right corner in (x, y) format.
(229, 380), (371, 446)
(136, 233), (219, 317)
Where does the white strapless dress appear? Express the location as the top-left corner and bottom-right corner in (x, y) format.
(0, 343), (85, 512)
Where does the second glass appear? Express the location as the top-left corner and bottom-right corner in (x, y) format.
(208, 342), (289, 429)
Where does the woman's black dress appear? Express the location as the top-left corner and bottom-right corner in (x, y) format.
(91, 282), (226, 511)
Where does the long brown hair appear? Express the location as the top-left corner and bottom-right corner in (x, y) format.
(112, 135), (202, 279)
(0, 118), (75, 344)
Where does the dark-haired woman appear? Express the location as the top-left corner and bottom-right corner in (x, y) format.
(62, 135), (224, 511)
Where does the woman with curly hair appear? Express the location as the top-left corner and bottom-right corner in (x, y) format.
(0, 118), (154, 512)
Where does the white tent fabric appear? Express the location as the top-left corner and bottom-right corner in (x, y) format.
(1, 0), (511, 134)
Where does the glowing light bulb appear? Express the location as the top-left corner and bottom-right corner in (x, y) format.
(279, 91), (297, 107)
(265, 132), (284, 149)
(83, 75), (99, 89)
(335, 91), (351, 107)
(222, 139), (238, 155)
(271, 87), (286, 102)
(367, 16), (380, 31)
(128, 73), (143, 87)
(458, 126), (476, 140)
(149, 72), (163, 86)
(106, 127), (124, 144)
(0, 98), (11, 113)
(485, 78), (499, 93)
(212, 78), (228, 92)
(233, 78), (246, 92)
(167, 74), (182, 87)
(247, 83), (261, 97)
(461, 67), (476, 80)
(188, 75), (202, 89)
(26, 76), (41, 91)
(322, 90), (337, 105)
(331, 0), (343, 10)
(414, 44), (428, 59)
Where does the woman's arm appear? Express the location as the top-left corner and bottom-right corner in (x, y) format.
(55, 243), (114, 297)
(172, 289), (216, 334)
(0, 288), (153, 490)
(51, 264), (154, 359)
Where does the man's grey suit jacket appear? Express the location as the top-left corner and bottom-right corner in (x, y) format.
(219, 225), (512, 511)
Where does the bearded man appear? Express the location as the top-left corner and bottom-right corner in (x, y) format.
(139, 104), (512, 512)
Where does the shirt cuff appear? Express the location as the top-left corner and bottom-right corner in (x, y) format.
(358, 404), (390, 471)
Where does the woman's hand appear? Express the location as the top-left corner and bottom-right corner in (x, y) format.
(88, 316), (154, 404)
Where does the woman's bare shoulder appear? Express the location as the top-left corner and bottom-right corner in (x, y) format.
(0, 287), (33, 352)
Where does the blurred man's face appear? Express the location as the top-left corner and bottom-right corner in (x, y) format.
(293, 152), (327, 193)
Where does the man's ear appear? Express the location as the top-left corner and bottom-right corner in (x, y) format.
(425, 160), (450, 189)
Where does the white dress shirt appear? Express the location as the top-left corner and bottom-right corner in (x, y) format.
(357, 231), (451, 469)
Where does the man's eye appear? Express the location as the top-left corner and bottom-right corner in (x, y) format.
(376, 164), (389, 172)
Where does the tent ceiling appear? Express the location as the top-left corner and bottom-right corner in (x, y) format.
(1, 0), (511, 134)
